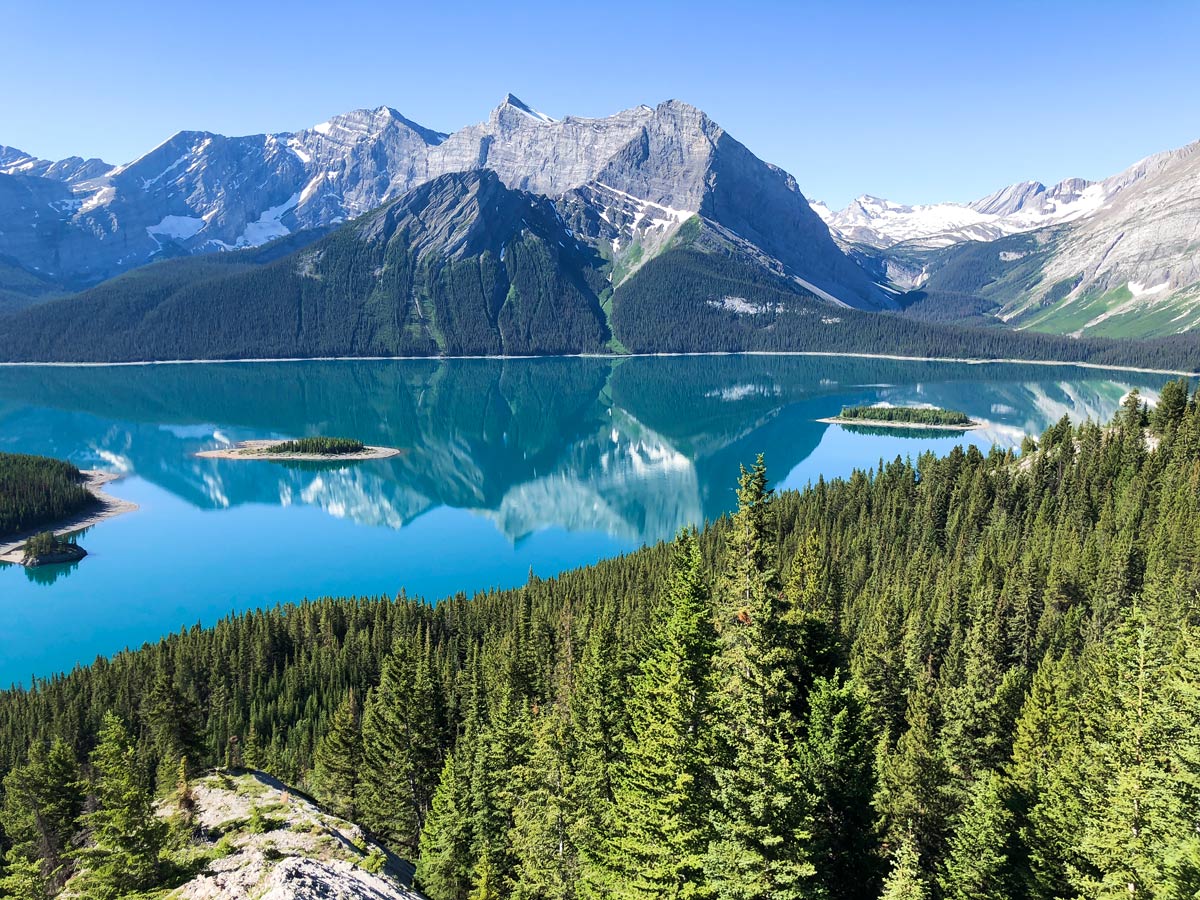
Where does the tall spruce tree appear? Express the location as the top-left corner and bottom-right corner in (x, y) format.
(0, 739), (83, 900)
(707, 457), (818, 900)
(312, 690), (363, 819)
(77, 712), (167, 899)
(939, 770), (1017, 900)
(880, 834), (931, 900)
(417, 752), (474, 900)
(603, 528), (717, 900)
(798, 675), (882, 900)
(361, 637), (444, 851)
(1073, 603), (1191, 898)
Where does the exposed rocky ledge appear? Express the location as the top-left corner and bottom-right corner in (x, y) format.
(21, 542), (88, 567)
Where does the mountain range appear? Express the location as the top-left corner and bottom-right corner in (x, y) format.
(814, 139), (1200, 338)
(1, 95), (1198, 361)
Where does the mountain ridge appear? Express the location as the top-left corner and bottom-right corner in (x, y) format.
(0, 95), (887, 310)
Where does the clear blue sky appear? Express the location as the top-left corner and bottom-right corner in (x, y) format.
(3, 0), (1198, 208)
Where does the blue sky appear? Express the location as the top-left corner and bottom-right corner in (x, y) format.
(3, 0), (1198, 208)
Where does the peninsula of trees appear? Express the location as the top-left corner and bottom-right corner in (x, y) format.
(0, 453), (95, 539)
(2, 379), (1199, 900)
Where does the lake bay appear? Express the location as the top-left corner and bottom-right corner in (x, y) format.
(0, 355), (1176, 687)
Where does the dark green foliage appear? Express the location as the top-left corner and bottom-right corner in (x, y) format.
(2, 383), (1200, 898)
(0, 452), (94, 538)
(311, 691), (363, 819)
(263, 436), (366, 455)
(75, 712), (167, 898)
(603, 529), (717, 900)
(0, 740), (82, 899)
(20, 531), (76, 563)
(838, 406), (972, 426)
(610, 249), (1200, 371)
(360, 639), (445, 852)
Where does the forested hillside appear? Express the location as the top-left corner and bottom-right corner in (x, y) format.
(3, 382), (1200, 899)
(0, 453), (95, 538)
(3, 205), (1200, 370)
(611, 250), (1200, 371)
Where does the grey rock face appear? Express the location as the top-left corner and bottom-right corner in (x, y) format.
(0, 145), (111, 184)
(0, 94), (889, 309)
(1011, 139), (1200, 326)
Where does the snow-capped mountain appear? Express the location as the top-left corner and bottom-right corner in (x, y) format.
(814, 176), (1111, 251)
(0, 95), (887, 309)
(904, 138), (1200, 336)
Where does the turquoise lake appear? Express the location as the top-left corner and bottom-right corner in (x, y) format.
(0, 355), (1178, 688)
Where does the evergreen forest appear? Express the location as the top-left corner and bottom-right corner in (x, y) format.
(0, 453), (94, 539)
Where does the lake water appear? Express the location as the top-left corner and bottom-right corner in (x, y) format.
(0, 355), (1177, 687)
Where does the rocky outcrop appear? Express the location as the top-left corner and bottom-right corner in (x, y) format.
(164, 771), (421, 900)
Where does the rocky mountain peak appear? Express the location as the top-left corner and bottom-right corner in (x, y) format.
(495, 93), (557, 124)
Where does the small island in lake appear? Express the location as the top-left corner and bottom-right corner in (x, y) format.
(21, 530), (87, 567)
(818, 405), (980, 430)
(196, 436), (402, 461)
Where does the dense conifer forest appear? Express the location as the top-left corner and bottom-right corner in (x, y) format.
(2, 381), (1200, 899)
(263, 437), (366, 455)
(0, 453), (95, 539)
(837, 406), (973, 426)
(2, 234), (1200, 371)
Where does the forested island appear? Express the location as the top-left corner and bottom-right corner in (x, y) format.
(2, 379), (1199, 900)
(19, 531), (86, 567)
(821, 405), (977, 429)
(195, 437), (400, 462)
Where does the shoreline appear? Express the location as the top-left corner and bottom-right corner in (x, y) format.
(195, 440), (402, 462)
(0, 471), (138, 564)
(817, 416), (982, 431)
(0, 350), (1194, 378)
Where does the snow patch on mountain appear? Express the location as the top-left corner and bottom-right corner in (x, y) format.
(146, 215), (206, 242)
(239, 192), (300, 246)
(1128, 279), (1170, 297)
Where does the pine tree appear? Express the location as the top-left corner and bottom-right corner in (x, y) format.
(707, 458), (818, 900)
(511, 604), (588, 900)
(142, 661), (203, 790)
(361, 640), (444, 850)
(874, 674), (954, 868)
(77, 711), (167, 899)
(1007, 652), (1084, 900)
(603, 528), (717, 900)
(511, 697), (581, 900)
(939, 770), (1016, 900)
(312, 690), (363, 819)
(417, 752), (474, 900)
(799, 675), (882, 900)
(0, 739), (83, 900)
(571, 614), (623, 899)
(1073, 603), (1182, 898)
(880, 834), (930, 900)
